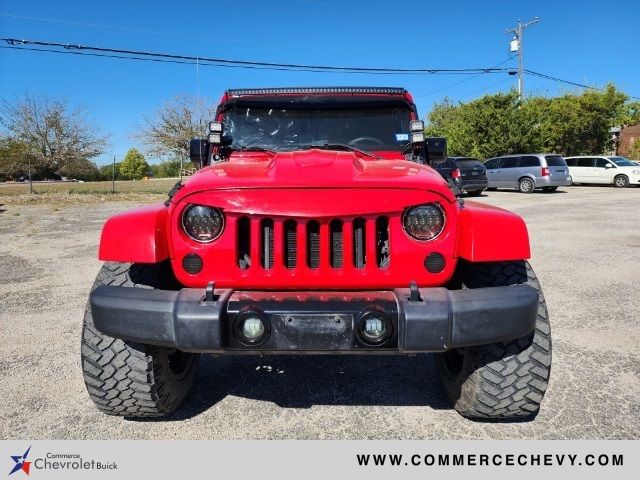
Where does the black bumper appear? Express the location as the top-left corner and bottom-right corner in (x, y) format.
(90, 284), (539, 353)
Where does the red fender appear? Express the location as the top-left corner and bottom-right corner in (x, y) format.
(98, 203), (170, 263)
(456, 201), (530, 262)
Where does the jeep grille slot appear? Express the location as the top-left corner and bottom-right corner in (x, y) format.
(284, 220), (297, 269)
(353, 218), (366, 269)
(261, 218), (274, 269)
(306, 220), (320, 269)
(237, 217), (251, 270)
(376, 216), (390, 268)
(329, 219), (343, 268)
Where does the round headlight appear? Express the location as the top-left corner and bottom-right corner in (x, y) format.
(182, 205), (224, 242)
(403, 204), (445, 241)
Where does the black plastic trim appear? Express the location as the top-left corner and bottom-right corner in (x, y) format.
(90, 284), (538, 354)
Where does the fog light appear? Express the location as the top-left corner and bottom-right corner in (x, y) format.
(234, 310), (270, 346)
(363, 317), (385, 340)
(357, 311), (392, 346)
(241, 317), (265, 340)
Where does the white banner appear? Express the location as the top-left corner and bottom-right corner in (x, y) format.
(1, 440), (638, 479)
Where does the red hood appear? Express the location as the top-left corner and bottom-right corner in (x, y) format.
(174, 149), (455, 204)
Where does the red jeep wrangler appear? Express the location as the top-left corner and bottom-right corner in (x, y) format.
(82, 87), (551, 420)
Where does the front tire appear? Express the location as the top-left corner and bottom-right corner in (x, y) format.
(81, 262), (199, 417)
(614, 175), (629, 188)
(435, 261), (551, 420)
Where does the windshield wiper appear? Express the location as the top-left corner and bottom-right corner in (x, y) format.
(296, 143), (378, 159)
(229, 145), (277, 155)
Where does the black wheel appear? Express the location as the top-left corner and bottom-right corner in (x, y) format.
(466, 190), (483, 197)
(435, 261), (551, 420)
(614, 175), (629, 188)
(518, 177), (535, 193)
(542, 186), (558, 192)
(81, 262), (199, 417)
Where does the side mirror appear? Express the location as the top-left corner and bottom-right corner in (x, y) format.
(189, 138), (209, 166)
(425, 137), (447, 165)
(605, 163), (614, 169)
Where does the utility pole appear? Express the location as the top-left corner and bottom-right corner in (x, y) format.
(28, 156), (33, 194)
(505, 17), (539, 100)
(111, 155), (116, 193)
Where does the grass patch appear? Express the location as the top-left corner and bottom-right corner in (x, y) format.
(0, 178), (178, 196)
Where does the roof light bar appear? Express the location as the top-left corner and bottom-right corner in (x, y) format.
(227, 87), (407, 96)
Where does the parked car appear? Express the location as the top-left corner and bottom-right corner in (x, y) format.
(564, 156), (640, 187)
(82, 86), (550, 421)
(483, 154), (570, 193)
(434, 157), (487, 196)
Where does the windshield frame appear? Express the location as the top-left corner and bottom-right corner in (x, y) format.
(219, 104), (415, 154)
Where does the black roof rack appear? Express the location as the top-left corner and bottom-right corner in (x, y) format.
(226, 87), (407, 96)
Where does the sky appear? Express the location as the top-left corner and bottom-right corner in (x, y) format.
(1, 0), (639, 165)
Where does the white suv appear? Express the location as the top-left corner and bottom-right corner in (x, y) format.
(564, 156), (640, 188)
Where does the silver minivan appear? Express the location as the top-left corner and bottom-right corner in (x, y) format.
(483, 154), (571, 193)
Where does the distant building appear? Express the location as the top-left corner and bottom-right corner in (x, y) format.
(618, 124), (640, 156)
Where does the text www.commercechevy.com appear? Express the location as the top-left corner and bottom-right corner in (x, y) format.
(356, 453), (623, 467)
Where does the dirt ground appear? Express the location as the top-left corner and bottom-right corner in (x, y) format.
(1, 186), (638, 439)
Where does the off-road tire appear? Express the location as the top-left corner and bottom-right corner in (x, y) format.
(436, 261), (551, 420)
(81, 262), (199, 417)
(518, 177), (535, 193)
(614, 175), (629, 188)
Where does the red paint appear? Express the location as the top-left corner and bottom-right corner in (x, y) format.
(99, 203), (169, 263)
(456, 201), (530, 262)
(98, 88), (532, 289)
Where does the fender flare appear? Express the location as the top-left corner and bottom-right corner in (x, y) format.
(456, 201), (530, 262)
(98, 203), (170, 263)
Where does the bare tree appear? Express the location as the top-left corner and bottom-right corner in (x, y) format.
(0, 94), (108, 177)
(134, 95), (217, 160)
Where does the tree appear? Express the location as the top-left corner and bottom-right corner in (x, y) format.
(425, 85), (632, 158)
(56, 158), (100, 181)
(0, 94), (108, 177)
(0, 136), (31, 180)
(134, 95), (217, 161)
(425, 91), (540, 158)
(119, 148), (149, 180)
(628, 139), (640, 160)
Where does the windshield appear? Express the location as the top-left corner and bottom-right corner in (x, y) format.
(608, 156), (637, 167)
(222, 107), (413, 152)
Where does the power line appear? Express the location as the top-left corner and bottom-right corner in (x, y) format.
(525, 70), (640, 100)
(0, 13), (365, 54)
(0, 37), (511, 75)
(415, 58), (515, 98)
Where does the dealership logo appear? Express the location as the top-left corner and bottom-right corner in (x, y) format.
(8, 446), (31, 476)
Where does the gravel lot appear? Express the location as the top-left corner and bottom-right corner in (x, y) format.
(1, 186), (638, 439)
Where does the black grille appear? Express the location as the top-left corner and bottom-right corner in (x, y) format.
(353, 218), (366, 268)
(376, 216), (390, 268)
(261, 219), (274, 269)
(284, 220), (297, 269)
(306, 221), (320, 269)
(235, 217), (390, 270)
(330, 220), (343, 268)
(237, 217), (251, 270)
